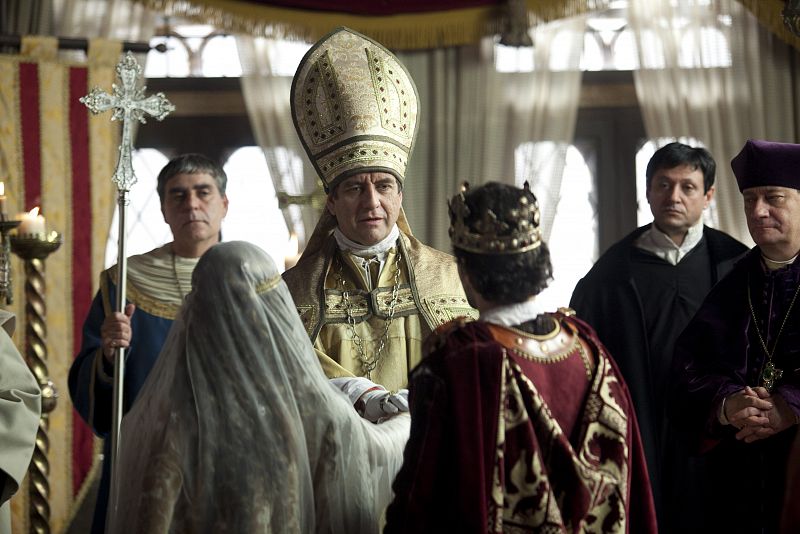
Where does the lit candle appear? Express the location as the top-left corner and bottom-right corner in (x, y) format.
(18, 207), (45, 236)
(0, 182), (6, 216)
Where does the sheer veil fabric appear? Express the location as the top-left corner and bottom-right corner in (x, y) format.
(109, 241), (410, 533)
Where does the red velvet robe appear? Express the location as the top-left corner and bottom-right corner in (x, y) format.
(384, 314), (656, 534)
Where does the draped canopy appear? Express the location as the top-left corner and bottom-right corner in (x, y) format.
(132, 0), (800, 51)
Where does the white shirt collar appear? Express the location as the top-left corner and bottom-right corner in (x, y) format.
(634, 219), (705, 265)
(480, 299), (547, 327)
(333, 224), (399, 260)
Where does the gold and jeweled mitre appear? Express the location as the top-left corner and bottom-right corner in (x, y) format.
(291, 27), (420, 192)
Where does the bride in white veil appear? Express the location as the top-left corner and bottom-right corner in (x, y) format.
(109, 241), (410, 533)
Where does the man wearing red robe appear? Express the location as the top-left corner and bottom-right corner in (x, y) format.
(385, 182), (656, 533)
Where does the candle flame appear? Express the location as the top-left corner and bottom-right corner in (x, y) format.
(0, 182), (4, 196)
(29, 206), (40, 217)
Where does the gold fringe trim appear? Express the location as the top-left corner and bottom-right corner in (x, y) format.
(133, 0), (612, 50)
(736, 0), (800, 52)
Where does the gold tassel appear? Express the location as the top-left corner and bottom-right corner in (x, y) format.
(133, 0), (613, 50)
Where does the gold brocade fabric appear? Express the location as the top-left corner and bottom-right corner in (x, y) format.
(315, 248), (425, 392)
(489, 336), (630, 532)
(104, 244), (196, 319)
(291, 27), (419, 190)
(284, 231), (475, 389)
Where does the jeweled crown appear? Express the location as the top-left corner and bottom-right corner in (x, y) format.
(448, 182), (542, 255)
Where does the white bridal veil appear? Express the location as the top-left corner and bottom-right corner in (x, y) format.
(109, 241), (410, 533)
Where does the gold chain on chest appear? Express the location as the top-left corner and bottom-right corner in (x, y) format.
(747, 271), (800, 391)
(336, 251), (402, 379)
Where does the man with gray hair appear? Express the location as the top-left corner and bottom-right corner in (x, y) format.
(69, 153), (229, 533)
(673, 139), (800, 533)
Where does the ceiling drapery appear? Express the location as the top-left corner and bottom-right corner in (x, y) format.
(133, 0), (800, 52)
(133, 0), (612, 49)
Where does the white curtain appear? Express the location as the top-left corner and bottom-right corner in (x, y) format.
(53, 0), (156, 41)
(629, 0), (799, 246)
(237, 15), (585, 252)
(398, 15), (585, 250)
(237, 37), (319, 248)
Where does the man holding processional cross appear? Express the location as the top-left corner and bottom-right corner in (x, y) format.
(68, 53), (229, 533)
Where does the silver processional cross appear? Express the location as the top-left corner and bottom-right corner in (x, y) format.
(81, 52), (174, 190)
(80, 51), (174, 531)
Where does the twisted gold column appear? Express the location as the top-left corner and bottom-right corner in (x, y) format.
(24, 258), (57, 534)
(11, 234), (61, 534)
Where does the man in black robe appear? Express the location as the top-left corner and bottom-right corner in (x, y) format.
(673, 139), (800, 534)
(569, 142), (747, 531)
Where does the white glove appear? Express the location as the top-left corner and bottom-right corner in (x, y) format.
(329, 377), (409, 423)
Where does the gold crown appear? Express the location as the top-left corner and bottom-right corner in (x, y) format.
(448, 182), (542, 255)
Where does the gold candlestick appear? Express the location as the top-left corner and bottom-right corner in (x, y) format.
(10, 231), (62, 534)
(0, 216), (21, 305)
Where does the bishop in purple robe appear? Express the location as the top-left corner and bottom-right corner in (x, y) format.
(673, 139), (800, 534)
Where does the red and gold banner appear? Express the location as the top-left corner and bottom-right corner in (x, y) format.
(0, 37), (119, 533)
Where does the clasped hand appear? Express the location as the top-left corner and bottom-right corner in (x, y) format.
(725, 386), (795, 443)
(329, 376), (409, 423)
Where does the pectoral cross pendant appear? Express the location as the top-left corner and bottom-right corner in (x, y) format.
(761, 360), (783, 392)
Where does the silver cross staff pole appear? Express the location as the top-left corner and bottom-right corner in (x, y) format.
(80, 52), (174, 532)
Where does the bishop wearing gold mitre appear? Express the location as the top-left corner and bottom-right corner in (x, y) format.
(283, 27), (475, 405)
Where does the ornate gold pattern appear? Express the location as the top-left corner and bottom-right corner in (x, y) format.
(291, 27), (419, 190)
(449, 181), (542, 255)
(317, 140), (408, 184)
(284, 231), (473, 343)
(420, 294), (478, 325)
(487, 334), (631, 532)
(366, 48), (413, 138)
(335, 251), (402, 378)
(325, 286), (418, 320)
(300, 50), (346, 147)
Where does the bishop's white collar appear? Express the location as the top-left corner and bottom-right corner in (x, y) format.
(635, 219), (705, 265)
(480, 299), (547, 327)
(333, 224), (400, 260)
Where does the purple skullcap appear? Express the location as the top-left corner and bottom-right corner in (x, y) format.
(731, 139), (800, 192)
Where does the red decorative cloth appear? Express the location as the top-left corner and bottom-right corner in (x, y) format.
(385, 314), (656, 533)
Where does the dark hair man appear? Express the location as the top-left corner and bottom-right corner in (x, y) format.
(283, 28), (474, 420)
(569, 141), (748, 531)
(385, 182), (656, 533)
(69, 153), (229, 533)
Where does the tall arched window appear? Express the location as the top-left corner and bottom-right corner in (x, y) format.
(515, 143), (598, 311)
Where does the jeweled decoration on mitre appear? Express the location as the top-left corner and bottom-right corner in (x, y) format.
(290, 27), (420, 191)
(449, 182), (542, 254)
